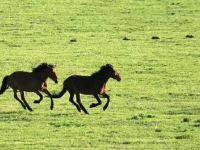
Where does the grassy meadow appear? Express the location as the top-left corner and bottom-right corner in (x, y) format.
(0, 0), (200, 149)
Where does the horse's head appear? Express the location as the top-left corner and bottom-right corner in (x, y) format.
(102, 64), (121, 81)
(33, 63), (58, 84)
(46, 64), (58, 84)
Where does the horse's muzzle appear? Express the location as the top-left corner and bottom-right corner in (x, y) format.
(117, 77), (121, 81)
(115, 74), (121, 82)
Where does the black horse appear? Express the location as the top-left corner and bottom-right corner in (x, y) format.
(0, 63), (58, 111)
(50, 64), (121, 114)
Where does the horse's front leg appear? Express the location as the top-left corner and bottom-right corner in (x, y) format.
(102, 93), (110, 111)
(43, 89), (54, 110)
(90, 94), (102, 108)
(99, 85), (110, 111)
(20, 91), (33, 112)
(33, 91), (43, 104)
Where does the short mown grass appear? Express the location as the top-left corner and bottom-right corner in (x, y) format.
(0, 0), (200, 149)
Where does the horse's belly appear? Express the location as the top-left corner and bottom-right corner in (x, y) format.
(78, 88), (99, 95)
(9, 77), (40, 92)
(15, 84), (39, 92)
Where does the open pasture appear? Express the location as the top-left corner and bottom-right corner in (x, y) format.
(0, 0), (200, 149)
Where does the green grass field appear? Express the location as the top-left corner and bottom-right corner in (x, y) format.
(0, 0), (200, 149)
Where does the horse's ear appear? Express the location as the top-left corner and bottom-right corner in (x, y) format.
(48, 64), (56, 69)
(105, 64), (113, 68)
(101, 65), (106, 70)
(42, 62), (48, 66)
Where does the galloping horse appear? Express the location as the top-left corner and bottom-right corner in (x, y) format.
(51, 64), (121, 114)
(0, 63), (58, 111)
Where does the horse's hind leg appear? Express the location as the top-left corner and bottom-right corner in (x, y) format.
(90, 94), (102, 108)
(13, 89), (26, 110)
(69, 92), (81, 112)
(20, 91), (33, 112)
(76, 93), (89, 114)
(102, 93), (110, 111)
(33, 91), (43, 104)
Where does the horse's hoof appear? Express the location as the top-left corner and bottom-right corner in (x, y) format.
(33, 100), (40, 104)
(50, 106), (54, 110)
(89, 103), (96, 108)
(84, 111), (89, 114)
(103, 107), (108, 111)
(28, 108), (33, 112)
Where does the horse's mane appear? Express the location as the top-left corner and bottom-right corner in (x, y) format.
(32, 63), (53, 73)
(91, 64), (113, 77)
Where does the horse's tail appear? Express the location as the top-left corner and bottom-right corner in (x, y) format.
(51, 84), (67, 99)
(0, 76), (9, 95)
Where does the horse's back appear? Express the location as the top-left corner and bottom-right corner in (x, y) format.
(65, 75), (90, 84)
(10, 71), (31, 75)
(64, 75), (100, 94)
(8, 71), (36, 91)
(9, 71), (33, 80)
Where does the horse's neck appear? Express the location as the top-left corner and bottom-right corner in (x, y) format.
(94, 75), (110, 86)
(34, 72), (48, 83)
